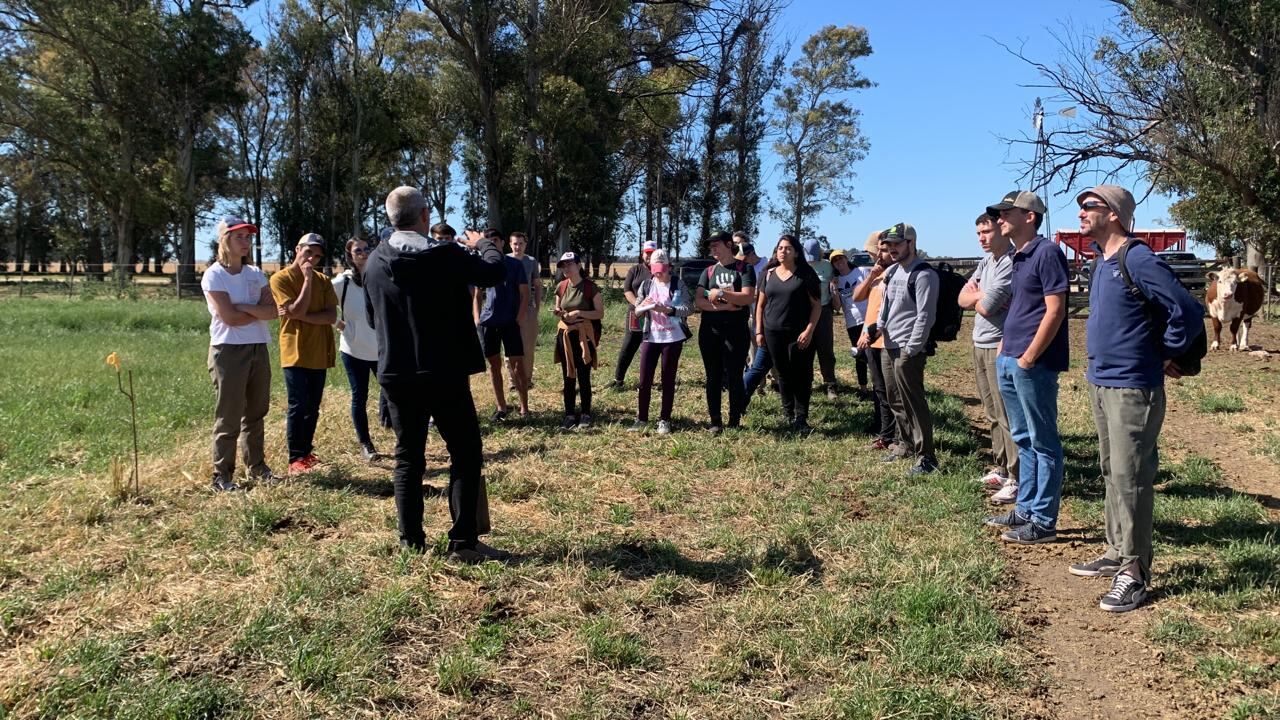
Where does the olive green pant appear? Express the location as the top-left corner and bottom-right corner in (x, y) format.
(1088, 384), (1166, 582)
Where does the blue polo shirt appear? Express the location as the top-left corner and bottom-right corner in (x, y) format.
(1086, 240), (1205, 388)
(1001, 235), (1070, 372)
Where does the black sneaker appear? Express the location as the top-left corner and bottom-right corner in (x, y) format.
(560, 415), (578, 431)
(211, 473), (242, 492)
(361, 443), (378, 462)
(473, 540), (511, 561)
(575, 413), (593, 430)
(252, 467), (281, 487)
(707, 424), (724, 436)
(825, 384), (838, 401)
(791, 420), (814, 435)
(1069, 556), (1122, 578)
(609, 379), (626, 391)
(983, 509), (1028, 529)
(1001, 522), (1058, 545)
(627, 420), (648, 433)
(446, 546), (487, 565)
(908, 457), (938, 475)
(491, 409), (509, 422)
(1099, 573), (1147, 612)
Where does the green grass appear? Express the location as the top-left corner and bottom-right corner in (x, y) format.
(0, 297), (1274, 716)
(1197, 392), (1247, 413)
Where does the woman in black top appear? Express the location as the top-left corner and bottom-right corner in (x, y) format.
(754, 235), (822, 432)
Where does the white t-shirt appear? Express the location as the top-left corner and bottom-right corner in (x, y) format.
(201, 263), (271, 346)
(332, 271), (379, 362)
(835, 267), (871, 328)
(638, 279), (687, 344)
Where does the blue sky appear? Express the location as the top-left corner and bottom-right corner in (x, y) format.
(232, 0), (1193, 260)
(751, 0), (1181, 257)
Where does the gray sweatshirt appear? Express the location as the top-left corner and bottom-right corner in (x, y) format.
(971, 248), (1014, 349)
(878, 256), (938, 357)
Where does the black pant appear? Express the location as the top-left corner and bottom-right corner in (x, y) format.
(613, 328), (644, 384)
(561, 329), (593, 417)
(815, 305), (837, 384)
(340, 352), (379, 446)
(382, 374), (482, 549)
(764, 329), (816, 425)
(283, 367), (326, 462)
(699, 320), (749, 425)
(845, 325), (869, 388)
(866, 347), (895, 442)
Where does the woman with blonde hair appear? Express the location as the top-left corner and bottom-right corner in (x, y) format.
(200, 216), (278, 491)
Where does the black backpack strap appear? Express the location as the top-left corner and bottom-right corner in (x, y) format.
(339, 272), (350, 319)
(1114, 238), (1146, 301)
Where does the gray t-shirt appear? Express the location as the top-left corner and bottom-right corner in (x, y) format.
(971, 248), (1014, 349)
(509, 253), (540, 308)
(878, 257), (938, 357)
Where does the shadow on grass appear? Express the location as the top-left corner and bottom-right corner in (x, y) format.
(520, 536), (824, 588)
(309, 470), (446, 499)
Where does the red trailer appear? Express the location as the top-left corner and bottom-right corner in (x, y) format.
(1054, 229), (1186, 267)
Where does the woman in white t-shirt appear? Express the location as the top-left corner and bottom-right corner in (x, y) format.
(628, 250), (693, 434)
(831, 249), (871, 396)
(200, 216), (278, 492)
(332, 237), (382, 461)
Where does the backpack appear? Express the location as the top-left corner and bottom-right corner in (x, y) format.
(557, 277), (603, 337)
(1090, 239), (1207, 376)
(884, 261), (965, 355)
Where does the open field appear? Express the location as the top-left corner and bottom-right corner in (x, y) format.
(0, 295), (1275, 719)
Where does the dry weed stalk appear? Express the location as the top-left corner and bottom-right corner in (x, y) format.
(105, 352), (140, 497)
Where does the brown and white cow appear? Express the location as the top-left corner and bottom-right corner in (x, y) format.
(1206, 268), (1264, 351)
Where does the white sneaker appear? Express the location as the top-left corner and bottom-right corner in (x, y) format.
(977, 470), (1007, 491)
(989, 482), (1018, 505)
(656, 420), (672, 435)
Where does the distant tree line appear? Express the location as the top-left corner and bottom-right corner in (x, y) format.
(0, 0), (873, 286)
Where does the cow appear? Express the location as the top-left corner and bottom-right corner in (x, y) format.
(1205, 268), (1264, 351)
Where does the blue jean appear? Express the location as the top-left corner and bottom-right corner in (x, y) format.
(996, 354), (1064, 529)
(283, 366), (326, 462)
(742, 344), (773, 410)
(340, 352), (380, 446)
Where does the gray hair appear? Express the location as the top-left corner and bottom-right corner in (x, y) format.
(385, 186), (426, 229)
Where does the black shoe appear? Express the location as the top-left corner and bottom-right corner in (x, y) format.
(1070, 556), (1123, 578)
(361, 443), (378, 462)
(560, 415), (578, 431)
(908, 457), (938, 475)
(609, 379), (626, 391)
(707, 424), (723, 436)
(491, 409), (509, 422)
(446, 546), (487, 564)
(399, 539), (426, 554)
(983, 509), (1028, 529)
(473, 541), (512, 561)
(1001, 522), (1058, 545)
(825, 384), (838, 401)
(251, 467), (281, 487)
(211, 474), (242, 492)
(1099, 573), (1148, 612)
(791, 419), (813, 435)
(575, 413), (593, 430)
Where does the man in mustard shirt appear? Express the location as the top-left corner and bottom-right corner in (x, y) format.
(270, 233), (338, 473)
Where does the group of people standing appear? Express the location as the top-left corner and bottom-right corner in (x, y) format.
(963, 187), (1204, 614)
(200, 181), (1206, 611)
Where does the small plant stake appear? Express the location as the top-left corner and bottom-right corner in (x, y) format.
(105, 352), (140, 496)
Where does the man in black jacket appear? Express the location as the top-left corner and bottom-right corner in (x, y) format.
(364, 186), (509, 562)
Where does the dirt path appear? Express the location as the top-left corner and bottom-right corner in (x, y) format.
(931, 359), (1219, 719)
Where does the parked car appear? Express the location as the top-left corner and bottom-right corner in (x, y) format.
(847, 251), (873, 268)
(1156, 250), (1208, 291)
(678, 258), (716, 293)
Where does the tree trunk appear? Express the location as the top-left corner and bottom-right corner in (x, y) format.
(178, 116), (197, 287)
(1247, 238), (1265, 273)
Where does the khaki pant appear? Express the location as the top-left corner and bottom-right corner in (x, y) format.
(883, 348), (934, 461)
(973, 345), (1018, 479)
(208, 343), (272, 480)
(1089, 384), (1165, 582)
(514, 305), (538, 385)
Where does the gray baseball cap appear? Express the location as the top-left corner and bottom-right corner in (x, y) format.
(986, 190), (1047, 216)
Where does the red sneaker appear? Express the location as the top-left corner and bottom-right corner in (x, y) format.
(288, 459), (310, 475)
(301, 453), (319, 469)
